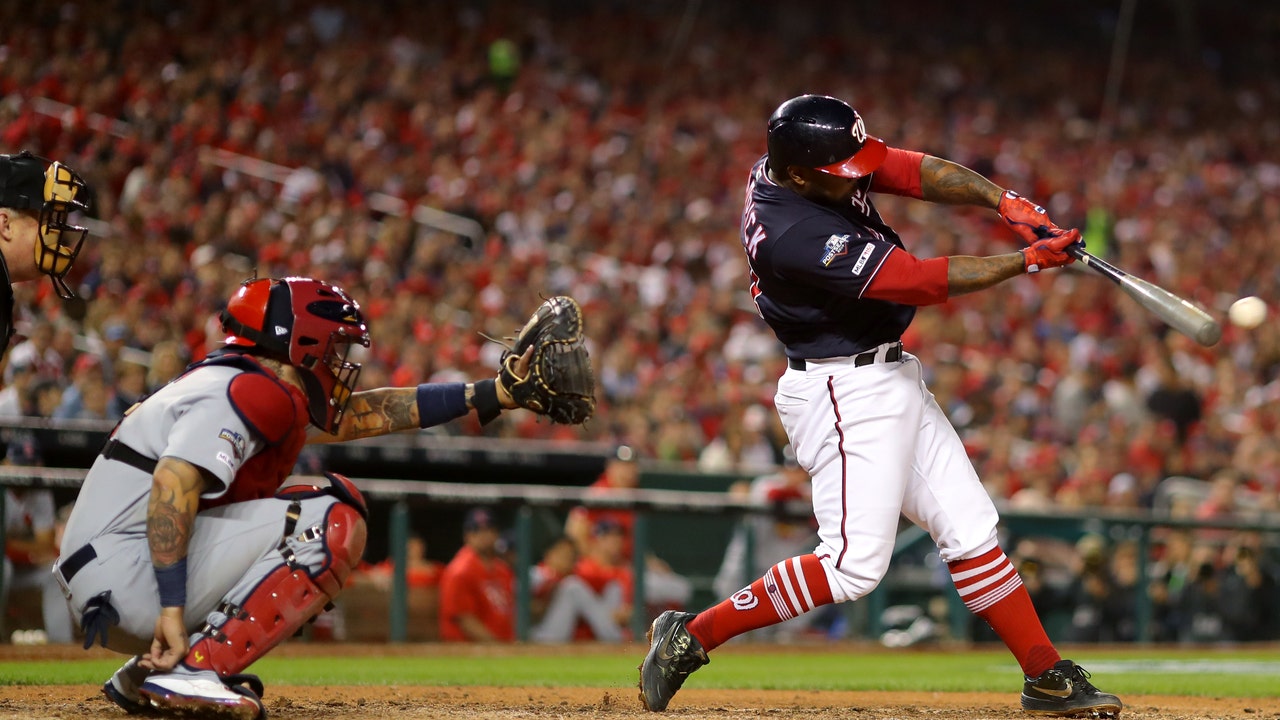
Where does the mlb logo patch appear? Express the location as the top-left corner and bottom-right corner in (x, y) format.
(851, 243), (875, 274)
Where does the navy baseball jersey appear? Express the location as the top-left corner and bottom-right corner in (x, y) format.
(740, 156), (914, 360)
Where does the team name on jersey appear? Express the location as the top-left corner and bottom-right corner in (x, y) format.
(821, 234), (850, 267)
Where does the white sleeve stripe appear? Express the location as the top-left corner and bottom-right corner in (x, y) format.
(855, 245), (894, 300)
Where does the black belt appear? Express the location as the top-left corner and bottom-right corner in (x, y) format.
(56, 543), (97, 584)
(788, 342), (903, 371)
(56, 440), (159, 584)
(100, 438), (158, 475)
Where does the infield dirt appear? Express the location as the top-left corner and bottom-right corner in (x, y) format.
(0, 643), (1274, 720)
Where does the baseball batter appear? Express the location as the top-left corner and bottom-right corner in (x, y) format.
(640, 95), (1122, 718)
(57, 277), (536, 719)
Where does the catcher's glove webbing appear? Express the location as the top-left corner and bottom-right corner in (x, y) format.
(494, 296), (596, 425)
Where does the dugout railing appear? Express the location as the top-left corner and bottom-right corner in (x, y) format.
(3, 458), (1279, 645)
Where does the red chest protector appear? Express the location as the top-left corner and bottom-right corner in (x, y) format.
(194, 352), (312, 510)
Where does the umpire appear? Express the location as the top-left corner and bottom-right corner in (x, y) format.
(0, 150), (92, 357)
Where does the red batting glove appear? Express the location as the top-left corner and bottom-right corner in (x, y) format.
(1021, 228), (1082, 273)
(997, 190), (1056, 244)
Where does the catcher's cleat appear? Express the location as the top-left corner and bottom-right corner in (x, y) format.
(1022, 660), (1122, 717)
(102, 656), (152, 715)
(637, 610), (709, 712)
(138, 668), (265, 720)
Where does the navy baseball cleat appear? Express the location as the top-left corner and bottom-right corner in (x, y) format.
(637, 610), (709, 712)
(102, 656), (152, 715)
(1021, 659), (1122, 717)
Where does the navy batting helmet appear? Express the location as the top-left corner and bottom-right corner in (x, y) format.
(766, 95), (886, 179)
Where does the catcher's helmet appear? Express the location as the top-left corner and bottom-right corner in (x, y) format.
(0, 151), (91, 299)
(766, 95), (886, 179)
(221, 277), (371, 434)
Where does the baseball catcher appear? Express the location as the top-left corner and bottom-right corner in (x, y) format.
(479, 295), (595, 426)
(55, 277), (589, 720)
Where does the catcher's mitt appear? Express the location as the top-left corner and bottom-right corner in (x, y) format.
(497, 296), (596, 424)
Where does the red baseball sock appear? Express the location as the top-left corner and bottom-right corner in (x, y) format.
(687, 554), (834, 652)
(949, 546), (1060, 677)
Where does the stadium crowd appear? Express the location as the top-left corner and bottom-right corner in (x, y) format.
(1, 0), (1278, 642)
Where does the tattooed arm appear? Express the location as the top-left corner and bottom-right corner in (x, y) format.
(945, 254), (1027, 296)
(141, 457), (211, 671)
(919, 156), (1004, 209)
(313, 380), (522, 444)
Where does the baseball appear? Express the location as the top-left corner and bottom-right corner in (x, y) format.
(1228, 296), (1267, 329)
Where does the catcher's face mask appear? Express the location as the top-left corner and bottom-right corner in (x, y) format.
(0, 152), (90, 299)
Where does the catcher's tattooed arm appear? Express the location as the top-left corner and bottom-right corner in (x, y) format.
(141, 457), (211, 672)
(309, 349), (532, 444)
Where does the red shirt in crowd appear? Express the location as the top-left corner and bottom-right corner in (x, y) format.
(573, 555), (633, 604)
(437, 546), (515, 642)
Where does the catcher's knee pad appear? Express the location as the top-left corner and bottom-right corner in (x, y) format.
(184, 498), (366, 676)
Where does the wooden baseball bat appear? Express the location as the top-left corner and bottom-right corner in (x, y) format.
(1067, 245), (1222, 346)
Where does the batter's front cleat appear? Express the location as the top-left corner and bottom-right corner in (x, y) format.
(1022, 659), (1122, 717)
(138, 668), (265, 720)
(102, 656), (152, 715)
(637, 610), (709, 712)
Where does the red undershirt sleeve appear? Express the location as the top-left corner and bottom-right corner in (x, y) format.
(863, 250), (950, 305)
(869, 148), (925, 199)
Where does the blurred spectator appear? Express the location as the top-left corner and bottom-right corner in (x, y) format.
(1017, 555), (1074, 631)
(438, 508), (514, 642)
(6, 321), (61, 382)
(564, 445), (692, 612)
(146, 341), (189, 392)
(0, 355), (39, 417)
(530, 528), (627, 643)
(108, 360), (150, 418)
(529, 535), (578, 628)
(712, 446), (818, 641)
(1176, 560), (1226, 643)
(2, 436), (73, 642)
(1143, 343), (1203, 447)
(1217, 536), (1278, 641)
(52, 354), (111, 420)
(356, 534), (443, 592)
(1147, 529), (1196, 642)
(697, 403), (778, 475)
(23, 378), (63, 419)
